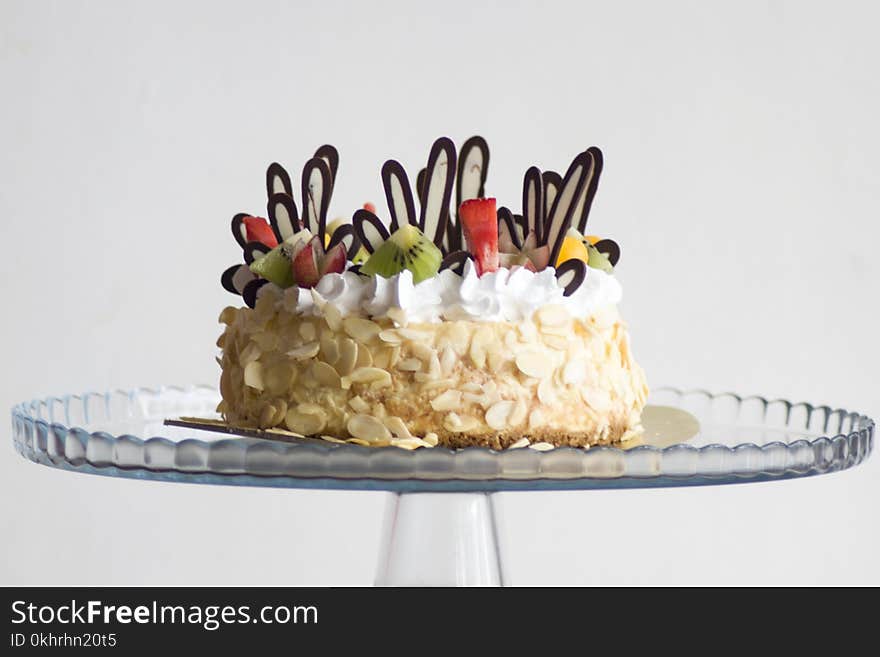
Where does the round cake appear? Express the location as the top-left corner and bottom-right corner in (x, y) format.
(217, 136), (648, 450)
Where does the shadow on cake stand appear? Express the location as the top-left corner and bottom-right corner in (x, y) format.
(11, 385), (874, 586)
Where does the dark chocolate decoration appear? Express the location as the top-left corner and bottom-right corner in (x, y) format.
(513, 213), (528, 241)
(419, 137), (457, 247)
(267, 192), (300, 243)
(555, 258), (587, 297)
(243, 241), (271, 265)
(544, 151), (591, 267)
(347, 264), (364, 276)
(456, 136), (490, 209)
(221, 264), (255, 295)
(577, 146), (604, 233)
(439, 250), (472, 275)
(523, 167), (543, 243)
(231, 212), (252, 249)
(313, 144), (339, 185)
(353, 208), (390, 254)
(594, 238), (620, 266)
(242, 278), (270, 309)
(301, 157), (333, 240)
(541, 171), (562, 223)
(443, 208), (460, 253)
(498, 206), (522, 251)
(327, 222), (360, 260)
(381, 160), (417, 232)
(416, 167), (426, 199)
(266, 163), (293, 199)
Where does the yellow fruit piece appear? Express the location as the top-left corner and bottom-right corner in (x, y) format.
(556, 235), (589, 266)
(585, 235), (601, 245)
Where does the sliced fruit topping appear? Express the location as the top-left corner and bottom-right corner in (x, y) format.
(459, 197), (499, 276)
(555, 232), (589, 267)
(499, 252), (537, 272)
(360, 224), (442, 283)
(291, 235), (346, 288)
(586, 243), (614, 273)
(249, 229), (313, 288)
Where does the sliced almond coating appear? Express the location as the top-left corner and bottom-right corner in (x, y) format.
(447, 323), (471, 354)
(460, 382), (482, 393)
(371, 402), (387, 417)
(528, 408), (545, 429)
(542, 334), (569, 352)
(487, 346), (506, 373)
(320, 435), (346, 444)
(343, 317), (382, 343)
(383, 416), (414, 440)
(518, 320), (539, 343)
(354, 343), (373, 368)
(264, 361), (296, 395)
(343, 367), (392, 389)
(345, 438), (372, 447)
(389, 345), (402, 368)
(563, 360), (587, 385)
(504, 330), (519, 351)
(239, 342), (262, 367)
(469, 326), (493, 368)
(323, 303), (343, 332)
(515, 349), (554, 379)
(320, 333), (340, 365)
(386, 306), (408, 326)
(378, 329), (403, 345)
(258, 403), (277, 429)
(312, 361), (342, 388)
(581, 386), (612, 413)
(347, 414), (392, 442)
(285, 404), (327, 435)
(216, 333), (226, 349)
(420, 378), (456, 391)
(287, 342), (320, 360)
(508, 437), (530, 450)
(536, 304), (571, 328)
(299, 321), (317, 342)
(348, 395), (370, 413)
(397, 358), (422, 372)
(540, 324), (571, 337)
(271, 399), (288, 426)
(430, 389), (462, 411)
(439, 347), (456, 376)
(423, 432), (439, 447)
(529, 442), (555, 451)
(243, 361), (264, 390)
(537, 377), (558, 405)
(219, 306), (238, 325)
(485, 400), (515, 430)
(335, 338), (358, 376)
(251, 331), (278, 351)
(371, 348), (391, 370)
(397, 328), (432, 342)
(447, 413), (481, 432)
(410, 342), (436, 363)
(509, 399), (528, 427)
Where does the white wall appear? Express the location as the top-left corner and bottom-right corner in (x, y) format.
(1, 0), (878, 585)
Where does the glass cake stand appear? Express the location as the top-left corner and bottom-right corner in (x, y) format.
(11, 385), (874, 586)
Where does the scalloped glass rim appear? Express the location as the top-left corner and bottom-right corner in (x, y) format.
(11, 385), (874, 492)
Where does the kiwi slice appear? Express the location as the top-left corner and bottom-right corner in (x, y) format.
(360, 224), (441, 283)
(249, 229), (312, 288)
(586, 244), (614, 273)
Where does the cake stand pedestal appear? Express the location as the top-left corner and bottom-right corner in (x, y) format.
(11, 385), (874, 586)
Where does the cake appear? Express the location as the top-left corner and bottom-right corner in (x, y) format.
(217, 137), (648, 450)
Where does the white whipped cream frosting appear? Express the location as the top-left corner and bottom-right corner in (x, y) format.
(269, 260), (622, 323)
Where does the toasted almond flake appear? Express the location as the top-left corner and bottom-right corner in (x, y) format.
(264, 362), (295, 395)
(320, 334), (340, 364)
(312, 360), (342, 387)
(215, 399), (227, 414)
(239, 342), (262, 367)
(581, 386), (612, 413)
(285, 404), (327, 435)
(542, 334), (569, 351)
(410, 342), (435, 363)
(335, 338), (358, 376)
(536, 304), (571, 328)
(485, 400), (515, 430)
(460, 382), (482, 393)
(439, 347), (456, 376)
(423, 432), (439, 447)
(343, 317), (382, 343)
(348, 395), (370, 413)
(563, 360), (587, 385)
(287, 342), (320, 360)
(397, 358), (422, 372)
(271, 399), (288, 426)
(378, 329), (403, 345)
(323, 303), (343, 332)
(420, 378), (456, 391)
(347, 414), (392, 442)
(537, 377), (557, 405)
(299, 322), (317, 342)
(258, 403), (277, 429)
(509, 399), (528, 427)
(515, 349), (554, 379)
(371, 402), (387, 417)
(383, 416), (414, 439)
(518, 320), (539, 343)
(430, 389), (462, 411)
(243, 361), (264, 390)
(469, 326), (493, 368)
(528, 408), (545, 429)
(397, 328), (431, 341)
(443, 412), (481, 432)
(447, 323), (471, 354)
(341, 366), (391, 389)
(508, 437), (530, 450)
(529, 441), (555, 451)
(345, 438), (371, 447)
(389, 345), (402, 368)
(216, 333), (226, 349)
(219, 306), (238, 325)
(354, 343), (373, 368)
(487, 348), (505, 373)
(252, 331), (278, 351)
(320, 435), (346, 444)
(386, 306), (408, 326)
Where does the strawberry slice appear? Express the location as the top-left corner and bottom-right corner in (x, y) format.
(291, 236), (322, 288)
(459, 198), (499, 275)
(242, 215), (278, 248)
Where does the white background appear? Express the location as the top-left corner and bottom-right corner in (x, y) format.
(1, 0), (878, 585)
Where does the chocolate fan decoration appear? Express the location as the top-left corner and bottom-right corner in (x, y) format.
(449, 136), (490, 252)
(313, 144), (339, 185)
(231, 213), (252, 248)
(242, 278), (269, 308)
(594, 238), (620, 266)
(243, 241), (271, 265)
(267, 192), (299, 243)
(381, 160), (418, 233)
(353, 208), (390, 254)
(301, 157), (333, 238)
(266, 163), (293, 199)
(439, 250), (473, 275)
(544, 151), (593, 267)
(327, 223), (360, 260)
(221, 264), (256, 295)
(418, 137), (456, 246)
